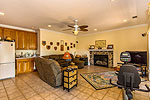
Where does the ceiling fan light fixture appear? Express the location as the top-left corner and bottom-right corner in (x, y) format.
(73, 31), (79, 36)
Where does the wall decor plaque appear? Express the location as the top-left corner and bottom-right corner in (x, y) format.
(50, 42), (53, 45)
(67, 46), (69, 50)
(46, 45), (50, 50)
(42, 41), (46, 46)
(60, 40), (64, 45)
(54, 46), (57, 50)
(60, 45), (64, 51)
(73, 44), (75, 48)
(95, 40), (106, 49)
(65, 42), (67, 46)
(57, 42), (60, 46)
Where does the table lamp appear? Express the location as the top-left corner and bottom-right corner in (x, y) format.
(63, 51), (72, 66)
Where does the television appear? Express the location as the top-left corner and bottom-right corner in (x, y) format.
(126, 51), (147, 65)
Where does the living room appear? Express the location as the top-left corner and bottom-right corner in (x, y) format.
(0, 0), (150, 100)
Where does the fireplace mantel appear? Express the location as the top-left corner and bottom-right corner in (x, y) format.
(89, 49), (113, 52)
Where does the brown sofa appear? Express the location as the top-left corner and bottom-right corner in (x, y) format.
(35, 57), (62, 87)
(42, 54), (85, 69)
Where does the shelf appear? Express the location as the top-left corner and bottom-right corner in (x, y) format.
(89, 49), (113, 52)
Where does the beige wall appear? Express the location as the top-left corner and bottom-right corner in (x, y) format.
(76, 25), (148, 67)
(40, 29), (76, 56)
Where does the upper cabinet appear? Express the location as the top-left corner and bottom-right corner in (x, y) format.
(16, 31), (27, 50)
(3, 28), (16, 40)
(0, 27), (37, 50)
(16, 31), (37, 50)
(28, 32), (37, 50)
(0, 28), (3, 39)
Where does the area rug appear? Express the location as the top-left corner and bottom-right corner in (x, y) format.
(80, 71), (117, 90)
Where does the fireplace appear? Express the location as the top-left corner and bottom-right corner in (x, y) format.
(94, 55), (108, 67)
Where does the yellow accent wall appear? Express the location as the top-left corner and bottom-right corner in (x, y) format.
(40, 29), (76, 56)
(76, 25), (148, 67)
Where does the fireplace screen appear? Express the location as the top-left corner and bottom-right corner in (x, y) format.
(94, 55), (108, 67)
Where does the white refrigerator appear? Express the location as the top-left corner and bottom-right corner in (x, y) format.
(0, 41), (15, 80)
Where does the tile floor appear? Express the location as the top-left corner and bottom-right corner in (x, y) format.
(0, 66), (150, 100)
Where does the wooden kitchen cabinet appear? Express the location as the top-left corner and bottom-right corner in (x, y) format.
(0, 27), (3, 39)
(15, 31), (37, 50)
(3, 28), (16, 40)
(16, 58), (35, 75)
(16, 31), (27, 50)
(29, 32), (37, 50)
(0, 27), (37, 50)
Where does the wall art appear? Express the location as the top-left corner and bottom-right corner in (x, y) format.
(57, 42), (60, 46)
(60, 45), (64, 51)
(67, 46), (69, 50)
(95, 40), (106, 49)
(46, 45), (50, 50)
(42, 41), (46, 46)
(73, 44), (75, 48)
(50, 42), (53, 45)
(65, 42), (67, 46)
(54, 46), (57, 51)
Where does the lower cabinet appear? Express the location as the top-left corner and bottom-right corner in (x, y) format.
(16, 58), (34, 74)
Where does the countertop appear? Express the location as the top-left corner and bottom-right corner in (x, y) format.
(16, 56), (37, 59)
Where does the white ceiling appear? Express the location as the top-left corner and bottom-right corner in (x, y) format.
(0, 0), (149, 35)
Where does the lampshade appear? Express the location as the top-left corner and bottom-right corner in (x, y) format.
(63, 52), (72, 60)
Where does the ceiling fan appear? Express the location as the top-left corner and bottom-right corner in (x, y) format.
(63, 20), (88, 35)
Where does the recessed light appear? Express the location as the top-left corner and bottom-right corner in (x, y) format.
(48, 25), (51, 27)
(0, 12), (5, 16)
(32, 27), (34, 29)
(94, 29), (97, 31)
(123, 19), (127, 22)
(111, 0), (116, 2)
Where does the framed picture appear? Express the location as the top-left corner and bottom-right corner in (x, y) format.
(107, 44), (113, 49)
(95, 40), (106, 49)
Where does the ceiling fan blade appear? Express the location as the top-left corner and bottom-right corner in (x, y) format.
(80, 29), (88, 31)
(79, 25), (88, 29)
(68, 25), (74, 28)
(62, 29), (72, 31)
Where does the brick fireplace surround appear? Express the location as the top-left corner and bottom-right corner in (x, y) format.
(89, 49), (113, 67)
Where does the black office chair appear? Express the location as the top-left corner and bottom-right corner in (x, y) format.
(110, 52), (150, 100)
